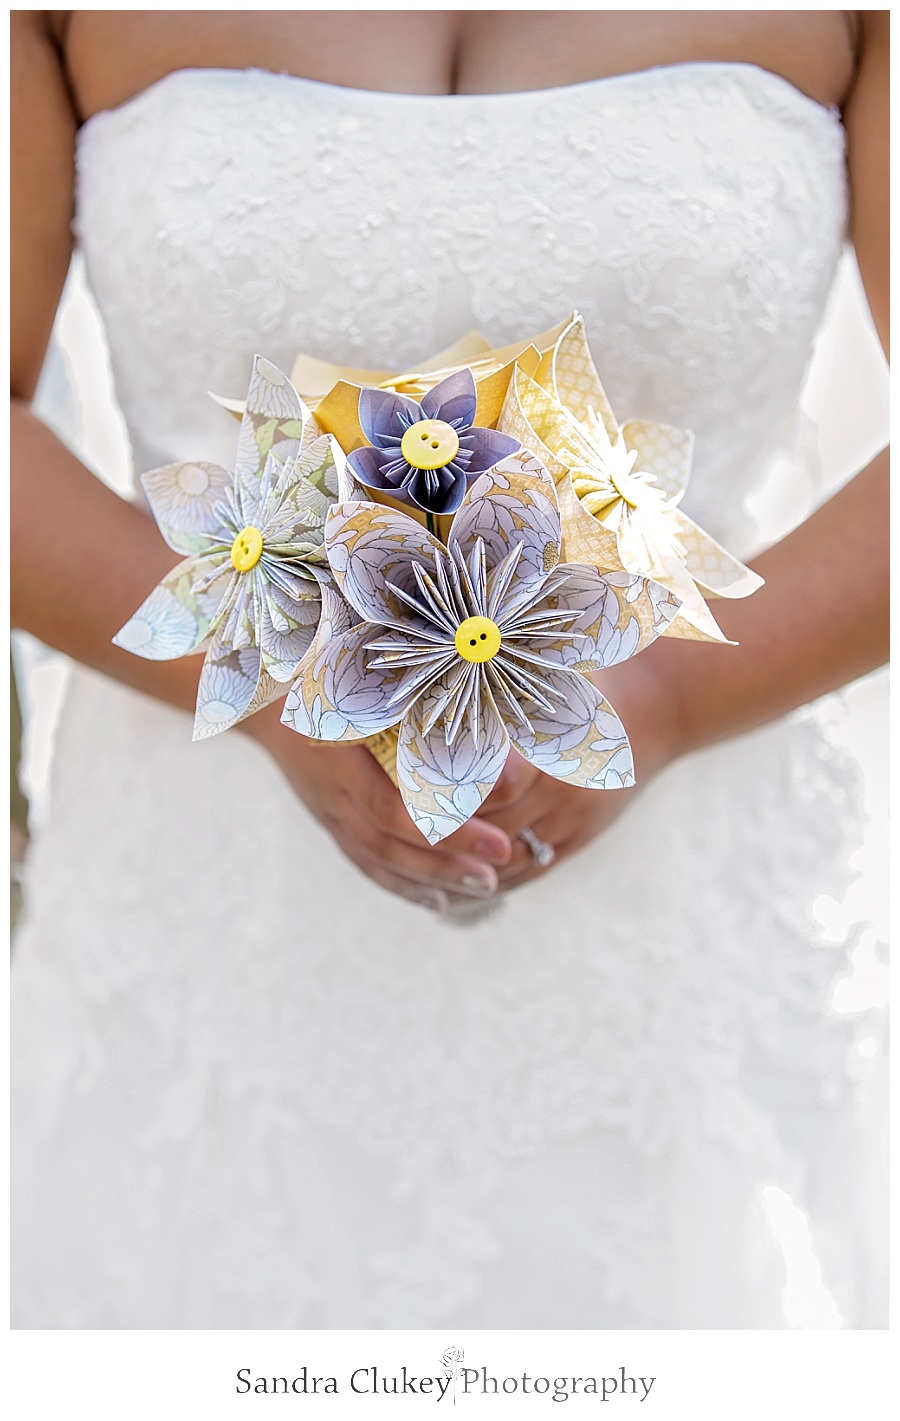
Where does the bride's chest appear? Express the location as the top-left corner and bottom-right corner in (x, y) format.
(74, 63), (846, 544)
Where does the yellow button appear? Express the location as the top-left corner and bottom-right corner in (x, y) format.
(455, 615), (502, 663)
(230, 526), (264, 572)
(400, 419), (460, 470)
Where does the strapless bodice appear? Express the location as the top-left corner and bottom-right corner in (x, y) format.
(74, 62), (847, 547)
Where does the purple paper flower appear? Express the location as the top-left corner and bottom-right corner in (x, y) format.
(346, 367), (520, 516)
(283, 454), (681, 843)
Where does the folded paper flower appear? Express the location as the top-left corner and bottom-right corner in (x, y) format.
(499, 315), (763, 642)
(288, 319), (569, 448)
(114, 357), (345, 739)
(346, 368), (520, 518)
(282, 452), (680, 842)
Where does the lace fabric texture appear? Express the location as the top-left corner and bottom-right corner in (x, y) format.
(11, 63), (885, 1328)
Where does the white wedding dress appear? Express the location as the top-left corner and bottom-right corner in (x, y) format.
(12, 62), (887, 1328)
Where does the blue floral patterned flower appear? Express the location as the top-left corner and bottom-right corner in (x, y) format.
(346, 367), (520, 516)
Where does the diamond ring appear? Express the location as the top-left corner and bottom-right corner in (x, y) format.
(518, 826), (557, 868)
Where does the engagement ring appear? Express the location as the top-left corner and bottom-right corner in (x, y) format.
(518, 826), (556, 868)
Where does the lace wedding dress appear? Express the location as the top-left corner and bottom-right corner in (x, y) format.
(12, 62), (885, 1328)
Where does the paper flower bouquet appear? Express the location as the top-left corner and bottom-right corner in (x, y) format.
(115, 315), (762, 841)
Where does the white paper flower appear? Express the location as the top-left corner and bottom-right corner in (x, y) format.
(283, 452), (679, 842)
(499, 315), (764, 643)
(114, 357), (346, 738)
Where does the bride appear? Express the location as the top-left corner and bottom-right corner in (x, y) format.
(11, 10), (888, 1327)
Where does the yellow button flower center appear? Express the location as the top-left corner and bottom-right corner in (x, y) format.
(400, 419), (460, 471)
(455, 615), (502, 664)
(230, 526), (264, 572)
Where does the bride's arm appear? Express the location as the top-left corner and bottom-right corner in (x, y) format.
(11, 12), (511, 910)
(482, 10), (889, 887)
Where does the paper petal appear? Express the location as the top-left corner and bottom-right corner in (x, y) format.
(140, 461), (233, 555)
(497, 367), (567, 477)
(548, 314), (619, 441)
(113, 557), (232, 660)
(192, 645), (265, 740)
(508, 366), (599, 477)
(463, 427), (522, 473)
(449, 453), (562, 620)
(621, 418), (694, 502)
(663, 579), (734, 644)
(358, 386), (420, 447)
(282, 621), (443, 742)
(289, 578), (359, 680)
(554, 474), (623, 570)
(579, 568), (680, 665)
(257, 582), (321, 682)
(325, 501), (449, 629)
(507, 665), (635, 789)
(668, 509), (765, 598)
(234, 357), (309, 515)
(346, 445), (392, 491)
(419, 367), (477, 429)
(396, 674), (510, 843)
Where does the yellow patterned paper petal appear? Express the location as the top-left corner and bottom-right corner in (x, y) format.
(548, 314), (619, 440)
(555, 475), (623, 571)
(512, 368), (607, 476)
(282, 621), (438, 743)
(497, 371), (568, 481)
(621, 419), (694, 503)
(395, 674), (510, 844)
(663, 579), (735, 644)
(668, 509), (764, 598)
(508, 666), (635, 790)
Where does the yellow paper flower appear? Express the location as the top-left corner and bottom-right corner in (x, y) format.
(498, 314), (763, 643)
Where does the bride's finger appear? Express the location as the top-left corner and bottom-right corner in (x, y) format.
(337, 802), (501, 899)
(349, 854), (451, 913)
(362, 831), (500, 900)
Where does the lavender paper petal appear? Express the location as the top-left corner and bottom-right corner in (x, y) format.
(407, 465), (467, 516)
(281, 621), (444, 742)
(419, 367), (478, 428)
(396, 671), (510, 844)
(346, 445), (397, 492)
(449, 454), (562, 621)
(509, 563), (679, 672)
(358, 387), (421, 447)
(325, 501), (452, 631)
(503, 662), (635, 789)
(462, 428), (522, 474)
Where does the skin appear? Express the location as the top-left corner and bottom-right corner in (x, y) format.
(11, 11), (889, 909)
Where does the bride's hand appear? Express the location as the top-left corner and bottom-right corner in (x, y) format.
(475, 658), (681, 891)
(244, 705), (513, 911)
